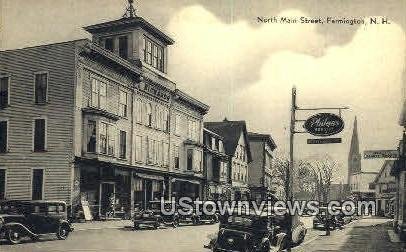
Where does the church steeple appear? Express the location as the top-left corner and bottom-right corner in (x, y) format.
(348, 116), (361, 184)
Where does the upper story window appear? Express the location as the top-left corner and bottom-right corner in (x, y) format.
(0, 121), (8, 153)
(34, 72), (48, 104)
(99, 122), (115, 156)
(118, 36), (128, 59)
(146, 103), (152, 127)
(143, 36), (164, 72)
(87, 120), (96, 153)
(91, 78), (107, 110)
(174, 145), (180, 169)
(119, 130), (127, 159)
(119, 90), (128, 117)
(104, 38), (114, 52)
(0, 76), (10, 109)
(33, 118), (46, 152)
(175, 114), (181, 135)
(188, 119), (200, 142)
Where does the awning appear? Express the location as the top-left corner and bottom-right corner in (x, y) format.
(135, 173), (164, 181)
(171, 178), (201, 185)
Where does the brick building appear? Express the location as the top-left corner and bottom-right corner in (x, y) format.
(0, 7), (208, 219)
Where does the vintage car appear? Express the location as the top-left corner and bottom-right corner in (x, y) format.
(0, 200), (73, 244)
(268, 206), (307, 246)
(205, 210), (286, 252)
(179, 201), (218, 225)
(312, 207), (338, 230)
(133, 200), (179, 230)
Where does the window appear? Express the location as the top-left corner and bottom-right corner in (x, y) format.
(100, 122), (107, 154)
(0, 169), (5, 200)
(147, 103), (152, 127)
(32, 169), (44, 200)
(118, 36), (128, 59)
(143, 36), (164, 72)
(0, 121), (7, 153)
(87, 120), (96, 153)
(119, 90), (128, 117)
(163, 142), (169, 166)
(119, 131), (127, 159)
(34, 73), (48, 104)
(91, 78), (107, 110)
(175, 114), (181, 135)
(187, 149), (193, 170)
(99, 122), (115, 156)
(135, 100), (143, 123)
(105, 38), (114, 52)
(0, 76), (10, 108)
(147, 137), (154, 164)
(174, 146), (179, 169)
(163, 109), (169, 132)
(135, 135), (143, 162)
(194, 150), (202, 172)
(34, 119), (46, 152)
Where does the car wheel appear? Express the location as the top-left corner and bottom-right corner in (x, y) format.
(57, 224), (70, 240)
(7, 227), (22, 245)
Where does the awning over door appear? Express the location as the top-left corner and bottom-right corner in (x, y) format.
(171, 177), (200, 185)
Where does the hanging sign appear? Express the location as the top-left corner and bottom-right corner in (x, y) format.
(307, 138), (342, 144)
(304, 113), (344, 136)
(363, 150), (399, 159)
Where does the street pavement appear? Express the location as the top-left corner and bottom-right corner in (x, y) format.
(293, 217), (406, 252)
(0, 217), (402, 251)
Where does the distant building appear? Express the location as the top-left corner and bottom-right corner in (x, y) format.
(204, 119), (252, 200)
(369, 160), (396, 217)
(247, 132), (283, 201)
(347, 116), (376, 201)
(202, 128), (230, 201)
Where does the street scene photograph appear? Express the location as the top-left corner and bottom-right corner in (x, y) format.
(0, 0), (405, 251)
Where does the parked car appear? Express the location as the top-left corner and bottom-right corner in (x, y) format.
(133, 200), (179, 230)
(268, 206), (307, 246)
(0, 200), (73, 244)
(313, 207), (337, 230)
(205, 209), (286, 252)
(187, 201), (218, 225)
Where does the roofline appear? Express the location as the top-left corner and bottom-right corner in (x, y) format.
(83, 17), (174, 45)
(79, 40), (142, 76)
(203, 128), (224, 140)
(372, 160), (395, 184)
(248, 132), (277, 150)
(0, 39), (88, 53)
(174, 89), (210, 114)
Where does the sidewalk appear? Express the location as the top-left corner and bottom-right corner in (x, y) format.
(72, 220), (133, 231)
(293, 217), (406, 252)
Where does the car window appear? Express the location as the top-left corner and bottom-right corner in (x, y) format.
(48, 205), (57, 213)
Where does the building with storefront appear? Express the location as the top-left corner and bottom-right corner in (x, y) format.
(247, 132), (281, 202)
(204, 119), (252, 200)
(369, 160), (396, 217)
(0, 3), (208, 219)
(202, 128), (230, 201)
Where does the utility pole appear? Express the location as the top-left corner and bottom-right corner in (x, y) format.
(286, 87), (296, 252)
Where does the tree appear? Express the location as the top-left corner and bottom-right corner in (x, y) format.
(298, 155), (340, 203)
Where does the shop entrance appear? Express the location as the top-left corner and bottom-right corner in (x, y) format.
(100, 182), (115, 218)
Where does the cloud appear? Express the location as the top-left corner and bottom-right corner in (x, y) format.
(168, 6), (405, 180)
(167, 6), (326, 116)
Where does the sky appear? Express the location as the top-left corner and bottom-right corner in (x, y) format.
(1, 0), (405, 183)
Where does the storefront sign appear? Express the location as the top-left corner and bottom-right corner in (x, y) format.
(139, 82), (170, 102)
(304, 113), (344, 136)
(364, 150), (399, 159)
(307, 138), (342, 144)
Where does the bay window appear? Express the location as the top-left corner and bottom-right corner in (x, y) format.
(99, 122), (115, 156)
(91, 78), (107, 110)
